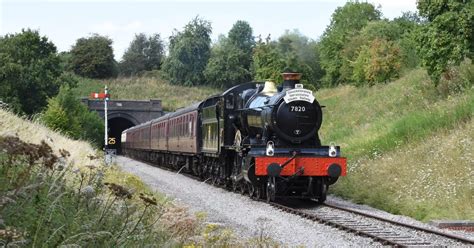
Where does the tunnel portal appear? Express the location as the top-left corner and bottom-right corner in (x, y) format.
(82, 98), (163, 154)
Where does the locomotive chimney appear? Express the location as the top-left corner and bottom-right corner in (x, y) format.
(282, 72), (302, 90)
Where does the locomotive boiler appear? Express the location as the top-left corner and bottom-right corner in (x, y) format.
(122, 72), (346, 202)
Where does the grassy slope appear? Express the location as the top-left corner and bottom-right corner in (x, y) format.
(73, 75), (220, 111)
(316, 69), (473, 221)
(0, 109), (96, 167)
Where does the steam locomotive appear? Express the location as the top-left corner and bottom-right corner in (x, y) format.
(122, 73), (346, 202)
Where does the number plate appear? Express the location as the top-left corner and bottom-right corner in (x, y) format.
(290, 106), (306, 112)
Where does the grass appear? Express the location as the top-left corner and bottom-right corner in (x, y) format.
(0, 107), (279, 247)
(316, 69), (473, 221)
(72, 72), (220, 111)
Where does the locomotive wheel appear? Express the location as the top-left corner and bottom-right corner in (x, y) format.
(255, 186), (262, 200)
(316, 182), (327, 203)
(232, 181), (239, 192)
(239, 182), (246, 195)
(266, 177), (276, 203)
(248, 183), (255, 198)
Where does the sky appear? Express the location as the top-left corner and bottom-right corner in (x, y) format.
(0, 0), (417, 60)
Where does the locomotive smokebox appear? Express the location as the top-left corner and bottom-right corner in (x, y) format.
(282, 72), (302, 90)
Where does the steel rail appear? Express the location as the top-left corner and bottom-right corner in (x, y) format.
(323, 202), (474, 245)
(269, 202), (433, 247)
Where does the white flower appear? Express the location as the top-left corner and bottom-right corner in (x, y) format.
(81, 185), (95, 198)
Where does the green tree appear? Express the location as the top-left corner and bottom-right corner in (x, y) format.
(0, 29), (61, 114)
(119, 33), (164, 76)
(42, 86), (104, 147)
(204, 36), (252, 88)
(277, 30), (324, 87)
(319, 2), (381, 86)
(70, 34), (117, 79)
(228, 20), (255, 70)
(162, 17), (212, 86)
(204, 21), (255, 88)
(415, 0), (474, 84)
(393, 12), (422, 69)
(251, 35), (285, 82)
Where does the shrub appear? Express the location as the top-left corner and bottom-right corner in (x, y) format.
(42, 86), (104, 147)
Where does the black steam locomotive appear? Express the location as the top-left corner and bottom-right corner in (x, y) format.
(122, 73), (346, 202)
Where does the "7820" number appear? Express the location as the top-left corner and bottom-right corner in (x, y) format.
(290, 106), (306, 112)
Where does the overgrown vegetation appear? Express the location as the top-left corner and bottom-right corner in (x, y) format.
(71, 73), (220, 111)
(318, 68), (473, 221)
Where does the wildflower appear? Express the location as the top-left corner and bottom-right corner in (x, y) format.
(85, 164), (97, 170)
(59, 149), (70, 158)
(139, 193), (157, 206)
(72, 167), (80, 174)
(87, 154), (98, 160)
(81, 185), (96, 198)
(105, 182), (132, 199)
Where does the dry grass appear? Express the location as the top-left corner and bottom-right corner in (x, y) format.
(0, 108), (96, 168)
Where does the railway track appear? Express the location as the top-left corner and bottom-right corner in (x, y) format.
(123, 156), (474, 247)
(269, 201), (474, 247)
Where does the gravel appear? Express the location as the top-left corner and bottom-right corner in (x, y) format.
(116, 156), (378, 247)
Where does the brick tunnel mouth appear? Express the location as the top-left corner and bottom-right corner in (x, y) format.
(108, 117), (135, 154)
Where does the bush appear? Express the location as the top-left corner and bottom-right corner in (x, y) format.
(352, 38), (401, 86)
(42, 86), (104, 147)
(436, 59), (474, 97)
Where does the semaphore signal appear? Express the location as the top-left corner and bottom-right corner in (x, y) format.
(90, 86), (111, 165)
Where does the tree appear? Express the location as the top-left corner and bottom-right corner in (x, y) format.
(119, 33), (164, 76)
(204, 21), (255, 88)
(416, 0), (474, 84)
(70, 34), (117, 79)
(162, 17), (212, 86)
(319, 2), (381, 86)
(251, 35), (286, 82)
(393, 12), (423, 69)
(0, 29), (61, 114)
(204, 37), (252, 88)
(228, 20), (255, 70)
(276, 30), (324, 87)
(42, 86), (104, 147)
